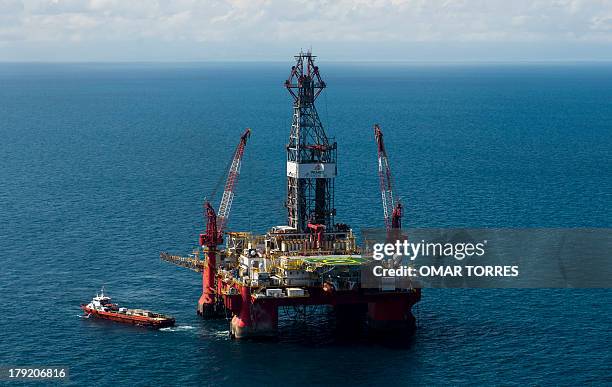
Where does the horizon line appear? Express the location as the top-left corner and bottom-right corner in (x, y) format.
(2, 59), (612, 64)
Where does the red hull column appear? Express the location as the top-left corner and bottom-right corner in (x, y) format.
(230, 286), (278, 339)
(367, 290), (420, 335)
(197, 251), (218, 317)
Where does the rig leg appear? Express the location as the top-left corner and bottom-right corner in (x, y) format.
(197, 293), (220, 318)
(230, 287), (278, 339)
(366, 298), (417, 336)
(197, 271), (223, 318)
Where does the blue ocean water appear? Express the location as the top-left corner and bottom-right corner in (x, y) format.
(0, 62), (610, 386)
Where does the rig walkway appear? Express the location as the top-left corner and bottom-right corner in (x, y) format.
(160, 252), (207, 272)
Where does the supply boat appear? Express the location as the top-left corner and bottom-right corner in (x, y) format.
(81, 288), (175, 329)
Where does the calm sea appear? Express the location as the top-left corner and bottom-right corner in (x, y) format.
(0, 62), (610, 386)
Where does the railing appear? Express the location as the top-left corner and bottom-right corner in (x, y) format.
(160, 252), (207, 273)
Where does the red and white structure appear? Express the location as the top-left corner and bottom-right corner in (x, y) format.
(374, 124), (403, 230)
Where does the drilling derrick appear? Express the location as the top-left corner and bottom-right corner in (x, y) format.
(285, 50), (337, 232)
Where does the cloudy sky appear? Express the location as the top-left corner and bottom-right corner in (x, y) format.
(1, 0), (612, 61)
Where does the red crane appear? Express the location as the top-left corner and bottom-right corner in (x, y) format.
(199, 127), (251, 248)
(374, 124), (402, 230)
(198, 127), (251, 317)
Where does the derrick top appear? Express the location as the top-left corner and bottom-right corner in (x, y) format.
(285, 51), (326, 103)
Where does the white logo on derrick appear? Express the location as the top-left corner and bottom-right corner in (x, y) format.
(287, 162), (337, 178)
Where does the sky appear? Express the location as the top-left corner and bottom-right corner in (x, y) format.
(1, 0), (612, 62)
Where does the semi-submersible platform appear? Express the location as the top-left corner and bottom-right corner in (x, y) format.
(161, 51), (421, 339)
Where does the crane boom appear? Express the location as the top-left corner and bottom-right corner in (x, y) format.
(200, 128), (251, 248)
(374, 124), (402, 231)
(217, 128), (251, 233)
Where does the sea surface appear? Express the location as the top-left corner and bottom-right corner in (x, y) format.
(0, 62), (610, 386)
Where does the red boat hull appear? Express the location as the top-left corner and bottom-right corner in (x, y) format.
(81, 305), (175, 329)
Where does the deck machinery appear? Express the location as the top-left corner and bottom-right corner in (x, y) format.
(161, 51), (421, 339)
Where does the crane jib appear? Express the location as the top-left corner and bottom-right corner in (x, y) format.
(374, 124), (402, 232)
(205, 128), (251, 244)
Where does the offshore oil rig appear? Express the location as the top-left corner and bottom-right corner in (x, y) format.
(161, 51), (420, 339)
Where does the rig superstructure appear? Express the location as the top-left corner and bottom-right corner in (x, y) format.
(161, 51), (420, 339)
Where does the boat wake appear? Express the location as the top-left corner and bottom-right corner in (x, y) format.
(212, 330), (230, 339)
(160, 325), (195, 332)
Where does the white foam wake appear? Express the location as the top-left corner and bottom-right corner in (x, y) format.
(160, 325), (195, 332)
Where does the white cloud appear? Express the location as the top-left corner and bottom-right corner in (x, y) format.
(1, 0), (611, 60)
